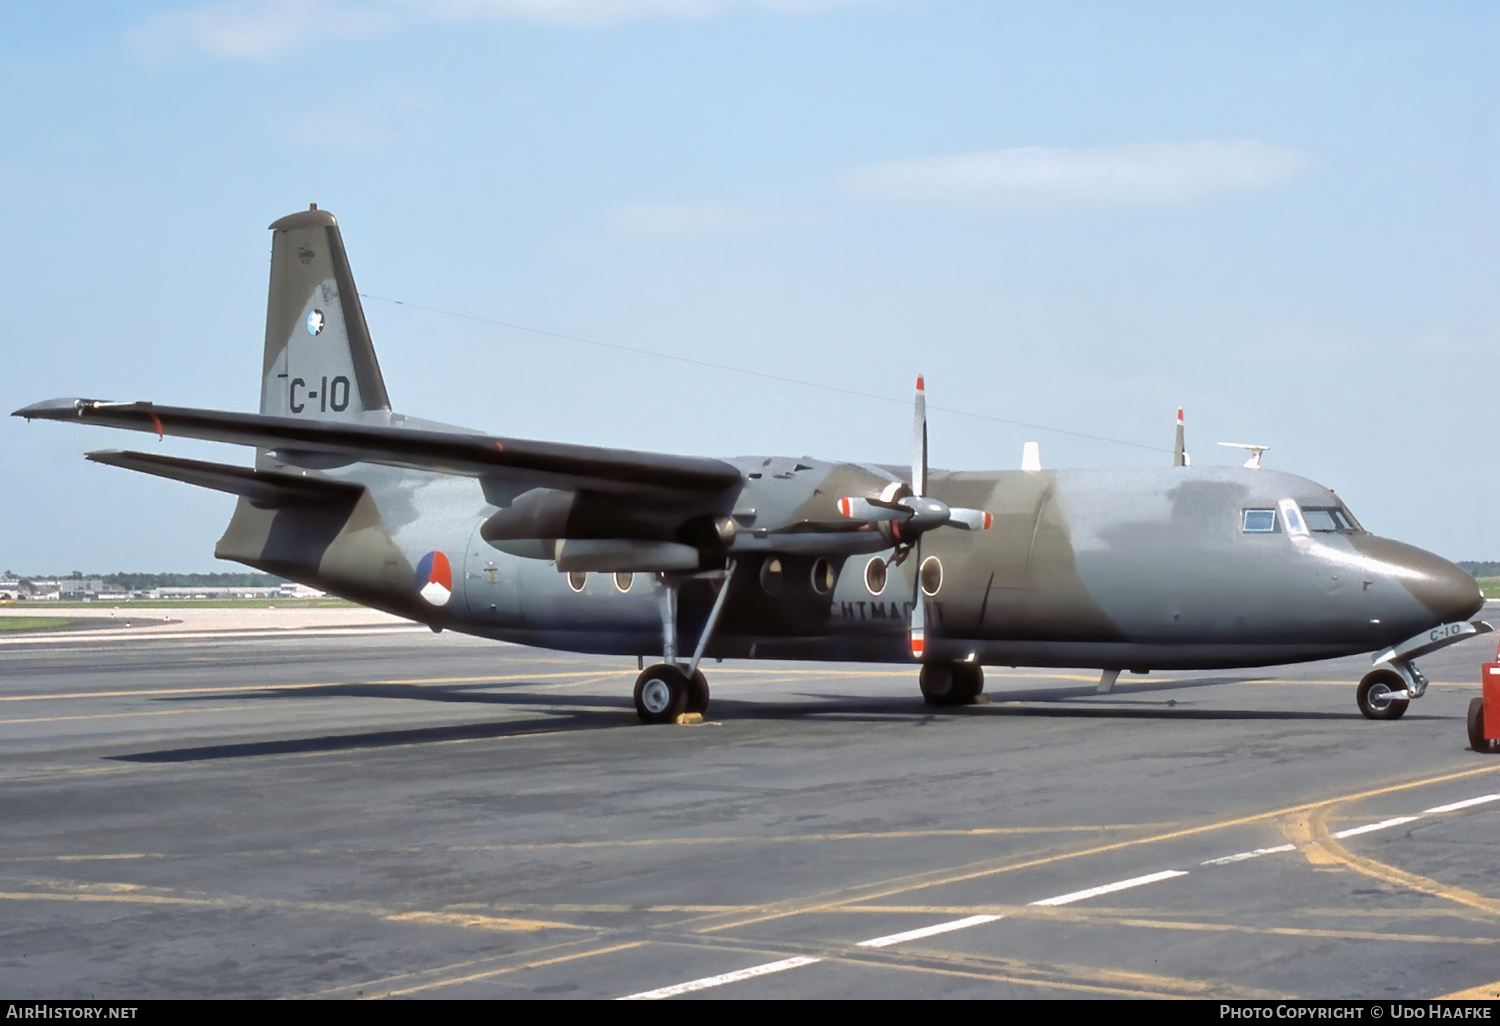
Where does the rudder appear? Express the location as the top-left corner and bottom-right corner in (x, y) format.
(261, 206), (390, 419)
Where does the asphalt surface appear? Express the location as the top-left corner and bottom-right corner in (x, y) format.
(2, 618), (1499, 1000)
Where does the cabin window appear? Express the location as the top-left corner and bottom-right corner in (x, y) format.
(1242, 509), (1276, 533)
(1302, 507), (1357, 533)
(920, 556), (944, 596)
(810, 557), (837, 595)
(567, 571), (587, 592)
(615, 572), (633, 593)
(864, 556), (887, 596)
(760, 557), (784, 596)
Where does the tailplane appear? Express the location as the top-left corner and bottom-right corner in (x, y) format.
(261, 206), (390, 419)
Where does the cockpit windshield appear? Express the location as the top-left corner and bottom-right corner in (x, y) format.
(1301, 506), (1359, 533)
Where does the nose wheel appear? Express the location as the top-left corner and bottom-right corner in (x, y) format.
(1357, 669), (1410, 721)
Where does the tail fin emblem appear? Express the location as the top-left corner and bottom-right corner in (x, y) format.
(306, 309), (325, 336)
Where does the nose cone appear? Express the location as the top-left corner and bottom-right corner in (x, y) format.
(1354, 536), (1483, 623)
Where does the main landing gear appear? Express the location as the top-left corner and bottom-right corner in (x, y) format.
(633, 560), (736, 725)
(633, 664), (709, 724)
(919, 661), (985, 706)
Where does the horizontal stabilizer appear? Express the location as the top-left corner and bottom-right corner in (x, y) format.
(18, 399), (742, 496)
(85, 450), (365, 508)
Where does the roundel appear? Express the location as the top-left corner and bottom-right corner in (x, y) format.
(414, 551), (452, 606)
(306, 309), (325, 336)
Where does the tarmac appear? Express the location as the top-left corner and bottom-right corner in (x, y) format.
(1, 606), (1498, 1000)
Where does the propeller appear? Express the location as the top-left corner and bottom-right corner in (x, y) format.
(836, 375), (991, 659)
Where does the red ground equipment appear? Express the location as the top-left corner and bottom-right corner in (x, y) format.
(1471, 656), (1500, 754)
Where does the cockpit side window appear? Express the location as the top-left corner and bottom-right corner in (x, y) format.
(1242, 509), (1277, 533)
(1302, 506), (1358, 533)
(1277, 498), (1308, 536)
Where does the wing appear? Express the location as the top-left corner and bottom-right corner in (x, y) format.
(14, 398), (742, 497)
(84, 450), (367, 509)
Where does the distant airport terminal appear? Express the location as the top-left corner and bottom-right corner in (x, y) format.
(0, 573), (324, 602)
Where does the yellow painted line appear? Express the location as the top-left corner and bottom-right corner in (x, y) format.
(385, 910), (598, 933)
(0, 889), (226, 908)
(435, 903), (753, 914)
(836, 905), (1500, 944)
(1437, 979), (1500, 999)
(0, 706), (246, 726)
(52, 854), (163, 862)
(1280, 812), (1344, 867)
(444, 822), (1169, 853)
(1240, 678), (1476, 688)
(370, 941), (648, 998)
(693, 763), (1500, 933)
(845, 951), (1281, 1000)
(817, 953), (1199, 1000)
(0, 671), (623, 703)
(1305, 806), (1500, 917)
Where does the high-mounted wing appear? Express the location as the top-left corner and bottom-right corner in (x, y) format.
(15, 398), (742, 497)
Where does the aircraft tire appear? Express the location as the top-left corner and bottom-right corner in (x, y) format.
(634, 664), (689, 724)
(686, 669), (710, 716)
(920, 662), (983, 706)
(1468, 698), (1498, 753)
(1357, 670), (1410, 721)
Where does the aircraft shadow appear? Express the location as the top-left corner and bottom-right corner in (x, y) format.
(107, 706), (632, 763)
(112, 673), (1377, 762)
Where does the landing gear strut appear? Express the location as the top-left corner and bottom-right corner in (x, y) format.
(920, 661), (984, 706)
(634, 560), (736, 724)
(1357, 620), (1492, 722)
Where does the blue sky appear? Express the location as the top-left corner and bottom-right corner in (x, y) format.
(2, 1), (1496, 572)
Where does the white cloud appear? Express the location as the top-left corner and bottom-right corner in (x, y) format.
(130, 0), (890, 60)
(610, 201), (759, 235)
(844, 141), (1307, 210)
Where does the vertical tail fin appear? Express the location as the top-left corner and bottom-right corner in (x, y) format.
(261, 206), (390, 419)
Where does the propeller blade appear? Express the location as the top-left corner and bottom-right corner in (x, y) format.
(912, 374), (927, 498)
(837, 496), (909, 522)
(909, 539), (925, 658)
(946, 508), (992, 531)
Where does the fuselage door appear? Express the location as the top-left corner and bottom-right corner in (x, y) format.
(462, 522), (520, 624)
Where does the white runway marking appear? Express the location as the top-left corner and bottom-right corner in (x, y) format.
(619, 956), (823, 999)
(1200, 844), (1295, 866)
(857, 914), (1004, 948)
(1199, 791), (1500, 865)
(1332, 816), (1421, 839)
(621, 789), (1500, 997)
(1029, 869), (1189, 907)
(1423, 794), (1500, 814)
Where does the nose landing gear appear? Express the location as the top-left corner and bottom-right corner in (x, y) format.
(1358, 620), (1493, 721)
(1357, 669), (1411, 720)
